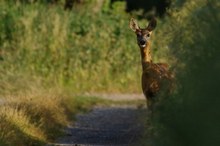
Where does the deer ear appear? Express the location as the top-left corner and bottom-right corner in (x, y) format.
(129, 18), (139, 32)
(146, 18), (157, 31)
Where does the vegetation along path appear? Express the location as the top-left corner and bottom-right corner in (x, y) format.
(48, 94), (147, 146)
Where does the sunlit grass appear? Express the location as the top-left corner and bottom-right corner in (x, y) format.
(0, 87), (67, 144)
(0, 105), (46, 146)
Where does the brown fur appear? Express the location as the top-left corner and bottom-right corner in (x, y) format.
(141, 44), (173, 109)
(130, 18), (174, 110)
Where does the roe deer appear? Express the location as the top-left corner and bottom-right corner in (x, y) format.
(129, 18), (174, 110)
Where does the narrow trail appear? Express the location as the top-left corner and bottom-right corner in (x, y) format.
(48, 95), (148, 146)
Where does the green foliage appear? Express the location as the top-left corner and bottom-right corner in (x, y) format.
(111, 1), (127, 15)
(151, 0), (220, 146)
(0, 1), (142, 94)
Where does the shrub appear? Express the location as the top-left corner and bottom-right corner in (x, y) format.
(151, 0), (220, 146)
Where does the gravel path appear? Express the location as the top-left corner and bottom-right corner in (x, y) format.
(49, 104), (147, 146)
(82, 93), (145, 101)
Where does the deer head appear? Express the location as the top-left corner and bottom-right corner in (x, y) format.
(129, 18), (157, 48)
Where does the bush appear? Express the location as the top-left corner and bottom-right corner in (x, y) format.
(151, 0), (220, 146)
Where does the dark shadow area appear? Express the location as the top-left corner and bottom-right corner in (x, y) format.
(111, 0), (172, 17)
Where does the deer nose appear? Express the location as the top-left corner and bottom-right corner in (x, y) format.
(140, 40), (146, 45)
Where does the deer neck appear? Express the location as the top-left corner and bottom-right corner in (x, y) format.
(139, 42), (152, 70)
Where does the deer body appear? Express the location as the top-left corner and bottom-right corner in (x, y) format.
(130, 18), (173, 110)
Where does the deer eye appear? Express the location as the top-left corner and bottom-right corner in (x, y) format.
(147, 34), (150, 37)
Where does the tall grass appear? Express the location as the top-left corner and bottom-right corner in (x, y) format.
(0, 1), (146, 94)
(0, 90), (65, 145)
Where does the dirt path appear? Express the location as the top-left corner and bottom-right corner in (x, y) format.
(48, 95), (148, 146)
(82, 93), (145, 101)
(51, 106), (147, 146)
